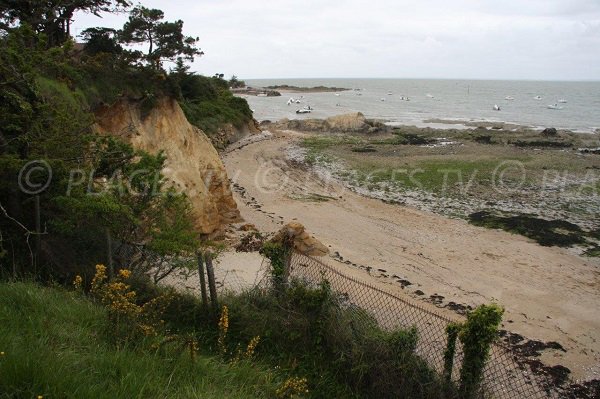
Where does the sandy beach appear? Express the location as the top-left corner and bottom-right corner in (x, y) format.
(223, 129), (600, 381)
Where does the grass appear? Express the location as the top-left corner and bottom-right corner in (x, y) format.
(0, 281), (283, 399)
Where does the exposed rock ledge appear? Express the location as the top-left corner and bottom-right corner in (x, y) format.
(94, 97), (241, 236)
(272, 112), (387, 134)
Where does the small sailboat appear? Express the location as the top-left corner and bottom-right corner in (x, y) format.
(558, 99), (567, 103)
(533, 95), (542, 100)
(493, 104), (501, 111)
(547, 103), (563, 110)
(505, 96), (515, 101)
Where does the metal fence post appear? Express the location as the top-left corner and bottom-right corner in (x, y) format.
(197, 252), (208, 307)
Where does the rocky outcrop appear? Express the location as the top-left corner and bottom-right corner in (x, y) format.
(274, 112), (386, 134)
(94, 97), (240, 235)
(270, 222), (329, 256)
(210, 119), (261, 151)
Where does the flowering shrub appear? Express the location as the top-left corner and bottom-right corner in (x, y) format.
(276, 377), (309, 398)
(89, 264), (172, 342)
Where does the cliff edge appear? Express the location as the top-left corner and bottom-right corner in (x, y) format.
(94, 97), (241, 235)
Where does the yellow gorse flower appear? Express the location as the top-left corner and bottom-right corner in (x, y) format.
(118, 269), (131, 279)
(73, 275), (83, 290)
(276, 377), (309, 398)
(245, 336), (260, 359)
(217, 305), (229, 354)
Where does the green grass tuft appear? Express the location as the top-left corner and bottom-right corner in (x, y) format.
(0, 281), (282, 399)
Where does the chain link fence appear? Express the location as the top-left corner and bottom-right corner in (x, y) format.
(287, 251), (573, 399)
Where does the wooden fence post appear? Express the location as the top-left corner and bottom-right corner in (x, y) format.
(105, 228), (113, 278)
(197, 252), (208, 307)
(34, 195), (41, 269)
(282, 244), (293, 286)
(205, 252), (219, 313)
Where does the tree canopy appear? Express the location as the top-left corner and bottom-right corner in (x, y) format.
(0, 0), (130, 46)
(119, 5), (203, 69)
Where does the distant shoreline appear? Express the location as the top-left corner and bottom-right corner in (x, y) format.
(265, 84), (350, 93)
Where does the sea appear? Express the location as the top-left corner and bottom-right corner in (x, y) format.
(243, 78), (600, 133)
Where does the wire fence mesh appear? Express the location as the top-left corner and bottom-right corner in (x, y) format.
(287, 251), (565, 399)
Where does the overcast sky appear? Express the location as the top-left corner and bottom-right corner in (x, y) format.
(72, 0), (600, 81)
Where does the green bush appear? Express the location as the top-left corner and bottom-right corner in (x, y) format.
(458, 304), (504, 399)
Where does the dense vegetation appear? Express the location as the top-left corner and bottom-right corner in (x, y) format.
(0, 2), (253, 283)
(0, 3), (509, 399)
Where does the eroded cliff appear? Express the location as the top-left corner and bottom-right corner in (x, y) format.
(94, 98), (241, 235)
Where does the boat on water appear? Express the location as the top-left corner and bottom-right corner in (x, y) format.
(296, 105), (313, 114)
(558, 99), (567, 103)
(547, 104), (563, 110)
(505, 96), (515, 100)
(426, 94), (434, 98)
(380, 98), (386, 102)
(387, 91), (393, 95)
(533, 95), (542, 100)
(493, 104), (501, 111)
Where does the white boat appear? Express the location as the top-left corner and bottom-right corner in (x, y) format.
(505, 96), (515, 100)
(286, 97), (294, 105)
(533, 95), (542, 100)
(335, 93), (340, 97)
(558, 99), (567, 103)
(547, 103), (563, 110)
(387, 91), (393, 95)
(426, 94), (434, 98)
(296, 108), (311, 114)
(493, 104), (501, 111)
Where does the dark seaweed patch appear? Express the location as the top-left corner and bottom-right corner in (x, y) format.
(468, 211), (586, 247)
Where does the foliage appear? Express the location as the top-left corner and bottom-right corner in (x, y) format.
(0, 0), (131, 47)
(0, 281), (286, 398)
(443, 322), (461, 384)
(229, 75), (246, 88)
(458, 304), (504, 399)
(214, 279), (447, 398)
(119, 5), (203, 69)
(80, 27), (123, 55)
(176, 73), (254, 140)
(260, 241), (290, 284)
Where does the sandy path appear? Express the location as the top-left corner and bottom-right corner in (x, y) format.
(223, 130), (600, 381)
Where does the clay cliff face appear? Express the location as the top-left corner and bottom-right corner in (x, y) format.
(94, 98), (240, 235)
